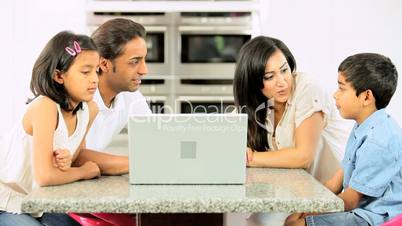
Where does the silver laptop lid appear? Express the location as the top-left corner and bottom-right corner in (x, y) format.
(128, 114), (247, 184)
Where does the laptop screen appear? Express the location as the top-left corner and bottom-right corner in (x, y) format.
(128, 114), (247, 184)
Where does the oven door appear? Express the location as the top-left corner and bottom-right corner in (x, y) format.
(177, 96), (235, 114)
(86, 12), (170, 76)
(176, 26), (251, 78)
(145, 95), (167, 114)
(145, 26), (171, 76)
(140, 76), (176, 113)
(87, 25), (170, 76)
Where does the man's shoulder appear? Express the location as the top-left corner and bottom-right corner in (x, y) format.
(117, 91), (147, 103)
(117, 91), (152, 114)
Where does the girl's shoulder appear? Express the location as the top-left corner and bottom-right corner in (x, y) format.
(26, 96), (58, 115)
(23, 96), (58, 134)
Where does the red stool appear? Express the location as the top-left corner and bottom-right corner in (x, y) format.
(382, 214), (402, 226)
(69, 213), (136, 226)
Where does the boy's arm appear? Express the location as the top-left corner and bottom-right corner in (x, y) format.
(338, 135), (401, 212)
(324, 169), (363, 211)
(290, 169), (345, 219)
(288, 187), (362, 222)
(324, 169), (344, 194)
(338, 187), (363, 211)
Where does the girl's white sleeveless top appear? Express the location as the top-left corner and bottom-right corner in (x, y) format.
(0, 99), (89, 214)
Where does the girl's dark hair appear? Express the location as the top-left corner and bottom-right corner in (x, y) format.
(29, 31), (97, 113)
(233, 36), (296, 151)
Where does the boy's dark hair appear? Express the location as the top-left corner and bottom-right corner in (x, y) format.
(338, 53), (398, 109)
(30, 31), (97, 112)
(91, 18), (146, 72)
(233, 36), (296, 151)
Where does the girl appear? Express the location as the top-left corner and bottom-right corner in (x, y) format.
(233, 36), (352, 225)
(0, 31), (101, 226)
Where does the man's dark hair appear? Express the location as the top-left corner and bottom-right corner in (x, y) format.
(338, 53), (398, 109)
(91, 18), (146, 61)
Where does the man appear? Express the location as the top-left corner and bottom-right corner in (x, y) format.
(86, 18), (152, 152)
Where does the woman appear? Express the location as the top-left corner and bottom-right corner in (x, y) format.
(233, 36), (351, 225)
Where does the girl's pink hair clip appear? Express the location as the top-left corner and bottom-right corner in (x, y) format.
(65, 41), (82, 56)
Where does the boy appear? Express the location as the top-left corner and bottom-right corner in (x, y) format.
(285, 53), (402, 226)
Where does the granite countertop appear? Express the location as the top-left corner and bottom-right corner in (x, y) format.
(21, 168), (343, 214)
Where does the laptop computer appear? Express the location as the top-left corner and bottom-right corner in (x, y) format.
(128, 114), (247, 184)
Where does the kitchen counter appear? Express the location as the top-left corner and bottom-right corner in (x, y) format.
(21, 168), (343, 214)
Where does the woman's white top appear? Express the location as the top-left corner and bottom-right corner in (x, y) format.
(0, 98), (89, 214)
(265, 73), (352, 182)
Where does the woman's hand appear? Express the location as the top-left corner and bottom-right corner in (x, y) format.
(246, 147), (254, 166)
(53, 149), (72, 171)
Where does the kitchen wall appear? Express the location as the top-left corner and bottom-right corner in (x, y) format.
(0, 0), (87, 138)
(1, 0), (402, 138)
(1, 1), (15, 137)
(262, 0), (402, 124)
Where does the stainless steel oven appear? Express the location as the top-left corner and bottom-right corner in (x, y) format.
(139, 75), (176, 113)
(174, 77), (235, 113)
(175, 12), (252, 78)
(144, 95), (167, 114)
(87, 11), (256, 113)
(87, 12), (172, 76)
(176, 96), (235, 114)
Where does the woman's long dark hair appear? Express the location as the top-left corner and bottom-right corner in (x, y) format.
(29, 31), (97, 113)
(233, 36), (296, 151)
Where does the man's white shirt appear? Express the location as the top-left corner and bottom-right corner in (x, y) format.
(86, 89), (151, 152)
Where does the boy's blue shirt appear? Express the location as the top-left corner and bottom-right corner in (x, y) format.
(342, 109), (402, 225)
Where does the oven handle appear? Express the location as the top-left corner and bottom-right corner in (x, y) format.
(177, 96), (234, 102)
(145, 26), (167, 32)
(178, 26), (251, 34)
(146, 96), (167, 102)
